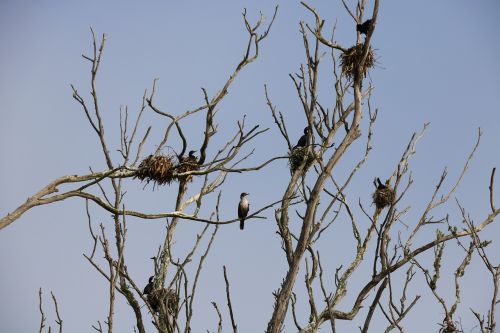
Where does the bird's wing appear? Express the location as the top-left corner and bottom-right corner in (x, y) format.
(297, 135), (306, 147)
(238, 203), (244, 219)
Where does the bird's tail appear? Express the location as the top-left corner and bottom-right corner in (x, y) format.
(240, 219), (245, 230)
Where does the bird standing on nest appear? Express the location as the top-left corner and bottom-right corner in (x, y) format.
(185, 150), (198, 165)
(143, 276), (155, 295)
(376, 177), (386, 190)
(238, 192), (250, 230)
(357, 19), (373, 35)
(294, 127), (310, 149)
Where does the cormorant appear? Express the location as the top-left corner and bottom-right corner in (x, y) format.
(357, 19), (373, 35)
(238, 192), (250, 230)
(180, 150), (197, 164)
(188, 150), (197, 161)
(295, 127), (310, 148)
(376, 177), (386, 190)
(143, 276), (154, 295)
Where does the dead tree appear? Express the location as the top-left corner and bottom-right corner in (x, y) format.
(9, 8), (280, 333)
(263, 1), (499, 332)
(1, 1), (499, 333)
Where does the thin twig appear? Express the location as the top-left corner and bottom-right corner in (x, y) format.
(51, 292), (63, 333)
(224, 266), (238, 333)
(38, 288), (47, 333)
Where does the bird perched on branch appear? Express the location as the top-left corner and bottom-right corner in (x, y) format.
(294, 127), (310, 149)
(238, 192), (250, 230)
(143, 276), (155, 295)
(357, 19), (373, 35)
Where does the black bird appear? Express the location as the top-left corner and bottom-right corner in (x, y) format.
(185, 150), (198, 165)
(376, 177), (387, 190)
(357, 19), (373, 35)
(238, 192), (250, 230)
(143, 276), (154, 295)
(295, 127), (310, 148)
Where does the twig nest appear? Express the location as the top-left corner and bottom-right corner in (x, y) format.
(175, 155), (199, 182)
(135, 154), (175, 186)
(288, 147), (316, 173)
(439, 319), (461, 333)
(372, 185), (395, 209)
(147, 288), (179, 314)
(340, 44), (375, 79)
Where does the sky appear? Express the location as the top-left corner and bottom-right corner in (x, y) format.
(1, 0), (500, 332)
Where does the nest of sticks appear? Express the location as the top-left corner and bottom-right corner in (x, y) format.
(175, 155), (200, 182)
(135, 154), (200, 186)
(340, 43), (375, 79)
(372, 185), (395, 210)
(288, 147), (316, 173)
(135, 155), (175, 186)
(147, 288), (179, 314)
(439, 319), (462, 333)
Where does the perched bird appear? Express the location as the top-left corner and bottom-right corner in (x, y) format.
(179, 150), (197, 164)
(188, 150), (197, 161)
(185, 150), (198, 166)
(376, 177), (386, 190)
(295, 127), (310, 149)
(357, 19), (373, 35)
(176, 150), (199, 182)
(143, 276), (155, 295)
(238, 192), (250, 230)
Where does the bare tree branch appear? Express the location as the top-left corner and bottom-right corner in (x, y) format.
(223, 266), (238, 333)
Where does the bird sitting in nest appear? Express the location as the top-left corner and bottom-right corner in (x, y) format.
(143, 276), (155, 295)
(176, 150), (200, 181)
(372, 177), (395, 210)
(294, 127), (310, 149)
(357, 19), (373, 35)
(186, 150), (198, 164)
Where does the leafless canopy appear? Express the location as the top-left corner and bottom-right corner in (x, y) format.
(2, 1), (499, 333)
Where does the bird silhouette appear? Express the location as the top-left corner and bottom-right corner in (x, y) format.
(376, 177), (386, 190)
(238, 192), (249, 230)
(188, 150), (197, 161)
(357, 19), (373, 35)
(143, 276), (154, 295)
(295, 127), (310, 149)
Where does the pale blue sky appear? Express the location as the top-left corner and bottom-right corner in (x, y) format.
(1, 1), (500, 332)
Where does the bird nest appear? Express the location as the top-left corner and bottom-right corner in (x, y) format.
(147, 288), (179, 314)
(135, 154), (175, 186)
(136, 154), (201, 186)
(372, 186), (395, 209)
(288, 147), (316, 173)
(175, 156), (200, 182)
(439, 319), (463, 333)
(340, 44), (375, 79)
